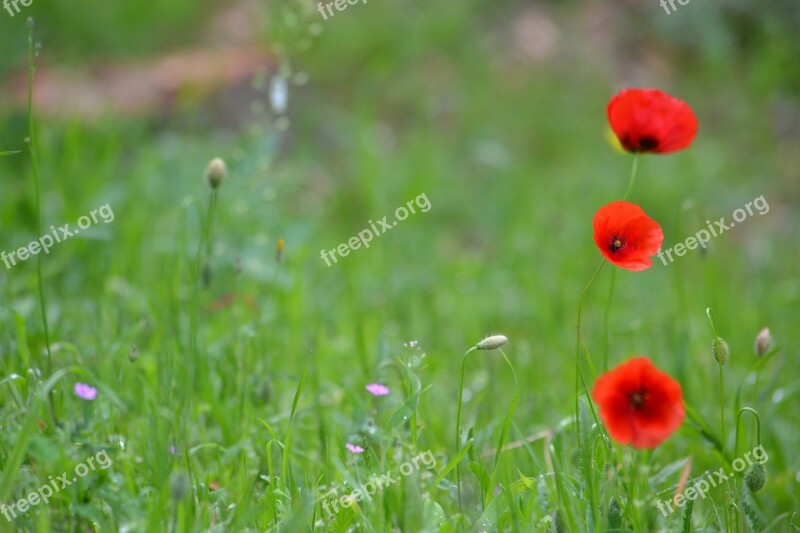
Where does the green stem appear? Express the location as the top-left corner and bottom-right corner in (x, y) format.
(455, 346), (477, 516)
(27, 22), (51, 377)
(719, 362), (726, 461)
(602, 269), (616, 373)
(574, 260), (605, 448)
(26, 21), (57, 424)
(486, 348), (518, 504)
(603, 155), (639, 372)
(622, 153), (640, 201)
(628, 447), (641, 533)
(734, 407), (761, 460)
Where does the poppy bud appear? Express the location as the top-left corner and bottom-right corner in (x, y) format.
(745, 463), (766, 493)
(27, 17), (35, 29)
(128, 345), (138, 363)
(712, 337), (730, 365)
(205, 157), (227, 189)
(477, 334), (508, 351)
(755, 328), (772, 358)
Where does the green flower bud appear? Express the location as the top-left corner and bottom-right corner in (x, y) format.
(745, 463), (766, 493)
(712, 337), (730, 365)
(205, 157), (227, 189)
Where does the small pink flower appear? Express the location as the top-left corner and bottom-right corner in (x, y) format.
(74, 383), (97, 401)
(346, 443), (365, 454)
(365, 383), (390, 397)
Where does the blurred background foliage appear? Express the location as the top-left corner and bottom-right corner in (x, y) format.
(0, 0), (798, 528)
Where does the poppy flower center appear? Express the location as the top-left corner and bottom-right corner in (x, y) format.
(638, 135), (659, 150)
(628, 390), (648, 410)
(608, 234), (626, 253)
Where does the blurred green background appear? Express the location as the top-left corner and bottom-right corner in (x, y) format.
(0, 0), (799, 529)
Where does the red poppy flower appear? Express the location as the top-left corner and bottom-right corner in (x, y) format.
(607, 88), (698, 154)
(593, 201), (663, 271)
(592, 357), (684, 449)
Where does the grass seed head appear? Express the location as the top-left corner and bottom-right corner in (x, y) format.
(205, 157), (227, 189)
(477, 334), (508, 351)
(712, 337), (730, 365)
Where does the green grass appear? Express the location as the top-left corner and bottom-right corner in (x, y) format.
(1, 0), (799, 531)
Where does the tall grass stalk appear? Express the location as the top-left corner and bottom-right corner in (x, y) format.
(25, 19), (57, 423)
(455, 346), (477, 516)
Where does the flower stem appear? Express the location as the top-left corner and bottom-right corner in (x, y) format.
(603, 155), (639, 372)
(26, 21), (57, 423)
(574, 259), (605, 446)
(734, 407), (761, 459)
(622, 153), (640, 201)
(719, 362), (726, 459)
(486, 348), (518, 504)
(455, 346), (476, 517)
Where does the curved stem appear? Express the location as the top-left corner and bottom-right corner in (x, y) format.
(455, 346), (476, 516)
(734, 407), (762, 459)
(622, 153), (640, 201)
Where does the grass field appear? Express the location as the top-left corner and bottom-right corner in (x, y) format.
(1, 0), (799, 531)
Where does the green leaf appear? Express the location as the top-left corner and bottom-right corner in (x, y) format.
(386, 390), (420, 429)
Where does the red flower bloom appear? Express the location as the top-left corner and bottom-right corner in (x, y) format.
(593, 201), (663, 271)
(592, 357), (684, 449)
(607, 88), (698, 154)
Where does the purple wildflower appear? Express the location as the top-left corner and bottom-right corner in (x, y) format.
(346, 443), (365, 454)
(365, 383), (390, 397)
(74, 383), (98, 401)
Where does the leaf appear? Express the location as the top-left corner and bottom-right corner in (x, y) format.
(433, 440), (473, 487)
(386, 390), (420, 429)
(282, 368), (307, 493)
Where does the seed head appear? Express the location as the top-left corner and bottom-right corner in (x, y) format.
(477, 334), (508, 351)
(745, 463), (766, 493)
(755, 327), (772, 358)
(128, 345), (139, 363)
(205, 157), (227, 189)
(712, 337), (730, 365)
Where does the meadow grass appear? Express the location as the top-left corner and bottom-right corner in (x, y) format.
(0, 0), (799, 531)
